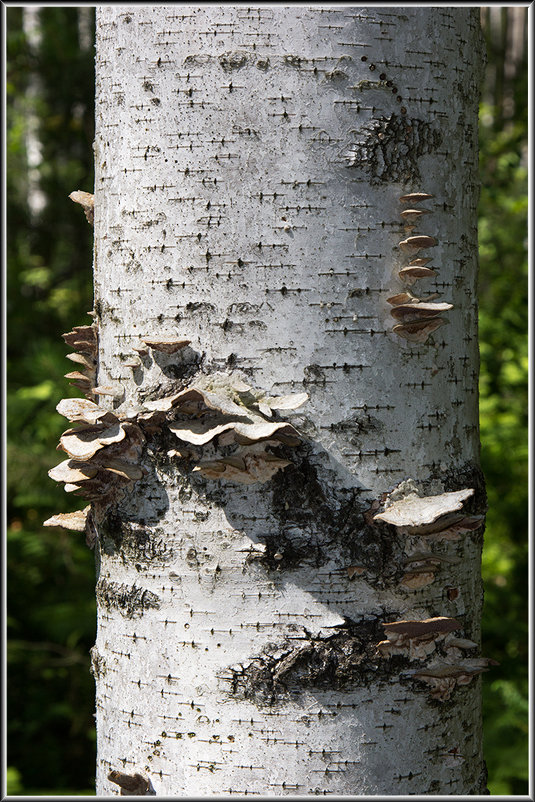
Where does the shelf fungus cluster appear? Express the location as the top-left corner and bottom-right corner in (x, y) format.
(141, 374), (308, 485)
(373, 484), (485, 589)
(390, 192), (452, 344)
(62, 318), (123, 401)
(377, 617), (498, 701)
(45, 397), (145, 521)
(62, 323), (98, 398)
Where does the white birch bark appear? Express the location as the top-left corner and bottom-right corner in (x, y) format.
(89, 6), (488, 795)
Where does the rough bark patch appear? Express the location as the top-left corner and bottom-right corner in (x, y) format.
(98, 510), (174, 564)
(269, 449), (403, 583)
(226, 617), (410, 705)
(96, 578), (160, 618)
(429, 461), (487, 522)
(473, 761), (490, 795)
(344, 114), (443, 183)
(90, 645), (107, 679)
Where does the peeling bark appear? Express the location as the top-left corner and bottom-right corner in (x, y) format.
(89, 6), (488, 795)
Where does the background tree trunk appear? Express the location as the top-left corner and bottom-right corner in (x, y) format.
(91, 6), (487, 795)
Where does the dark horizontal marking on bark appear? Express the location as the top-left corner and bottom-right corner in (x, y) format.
(345, 254), (383, 259)
(352, 404), (395, 410)
(96, 578), (161, 618)
(313, 363), (371, 369)
(325, 329), (387, 336)
(327, 330), (389, 336)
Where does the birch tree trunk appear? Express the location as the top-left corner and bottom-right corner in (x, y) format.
(86, 6), (488, 795)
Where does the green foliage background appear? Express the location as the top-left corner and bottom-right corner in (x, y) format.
(6, 8), (528, 796)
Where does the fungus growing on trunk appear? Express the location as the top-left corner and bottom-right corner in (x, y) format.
(377, 616), (461, 660)
(399, 208), (431, 221)
(169, 418), (301, 447)
(64, 370), (93, 391)
(390, 301), (453, 322)
(51, 402), (145, 502)
(43, 506), (91, 532)
(138, 373), (307, 484)
(92, 385), (125, 400)
(62, 324), (97, 352)
(387, 290), (440, 306)
(400, 550), (458, 589)
(398, 265), (437, 285)
(62, 321), (98, 398)
(399, 192), (434, 203)
(408, 656), (499, 701)
(373, 486), (475, 534)
(108, 770), (153, 795)
(142, 338), (191, 354)
(373, 481), (484, 594)
(59, 420), (127, 461)
(392, 318), (445, 343)
(193, 447), (292, 484)
(69, 190), (94, 225)
(398, 235), (438, 254)
(390, 197), (450, 343)
(65, 352), (96, 380)
(56, 398), (111, 424)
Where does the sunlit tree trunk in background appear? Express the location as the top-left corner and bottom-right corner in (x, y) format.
(479, 6), (528, 131)
(22, 7), (46, 217)
(89, 6), (488, 795)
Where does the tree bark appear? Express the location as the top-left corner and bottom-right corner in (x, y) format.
(88, 6), (488, 795)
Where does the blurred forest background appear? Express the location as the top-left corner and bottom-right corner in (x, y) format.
(6, 7), (528, 796)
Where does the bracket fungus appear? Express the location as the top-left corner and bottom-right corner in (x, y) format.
(407, 257), (433, 267)
(390, 196), (450, 343)
(43, 506), (91, 532)
(346, 565), (366, 580)
(168, 418), (301, 447)
(50, 318), (171, 538)
(398, 264), (437, 285)
(399, 208), (431, 222)
(407, 656), (499, 701)
(62, 322), (98, 398)
(62, 324), (97, 352)
(140, 373), (307, 484)
(387, 291), (440, 307)
(59, 421), (127, 461)
(92, 385), (126, 401)
(108, 770), (152, 796)
(65, 352), (96, 376)
(64, 370), (93, 391)
(377, 616), (461, 660)
(390, 301), (453, 322)
(50, 401), (145, 502)
(193, 448), (292, 485)
(56, 398), (110, 425)
(69, 190), (94, 225)
(391, 317), (445, 343)
(142, 338), (191, 354)
(373, 486), (482, 539)
(400, 551), (459, 590)
(399, 192), (434, 204)
(398, 235), (438, 255)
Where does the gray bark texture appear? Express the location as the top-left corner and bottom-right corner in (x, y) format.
(86, 5), (489, 795)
